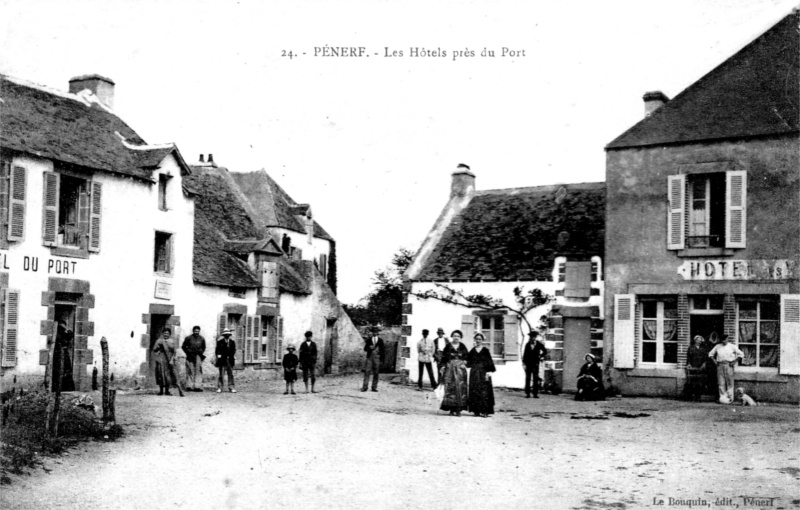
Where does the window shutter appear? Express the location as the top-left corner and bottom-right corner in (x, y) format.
(244, 315), (253, 363)
(8, 166), (27, 242)
(613, 294), (636, 369)
(2, 289), (20, 367)
(217, 313), (227, 338)
(779, 294), (800, 375)
(276, 316), (284, 361)
(460, 315), (475, 349)
(666, 174), (685, 250)
(253, 316), (261, 361)
(88, 181), (102, 252)
(0, 162), (9, 245)
(234, 320), (245, 369)
(725, 170), (746, 249)
(503, 315), (520, 361)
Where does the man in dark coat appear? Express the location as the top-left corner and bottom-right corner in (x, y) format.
(215, 328), (237, 393)
(522, 331), (547, 398)
(361, 326), (385, 392)
(298, 331), (318, 393)
(182, 326), (206, 391)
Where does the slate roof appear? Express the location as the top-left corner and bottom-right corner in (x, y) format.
(0, 75), (189, 180)
(607, 12), (799, 149)
(229, 171), (334, 241)
(185, 166), (313, 293)
(414, 182), (605, 282)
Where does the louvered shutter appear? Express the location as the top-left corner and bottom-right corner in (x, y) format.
(253, 316), (261, 361)
(217, 313), (227, 338)
(503, 314), (520, 361)
(667, 174), (685, 250)
(725, 171), (746, 249)
(8, 166), (27, 242)
(613, 294), (636, 368)
(247, 315), (256, 363)
(88, 181), (102, 252)
(2, 289), (20, 367)
(779, 295), (800, 375)
(460, 315), (475, 350)
(0, 162), (9, 245)
(276, 316), (284, 360)
(234, 319), (245, 369)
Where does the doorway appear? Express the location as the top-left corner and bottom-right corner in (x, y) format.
(148, 314), (170, 385)
(690, 315), (724, 345)
(52, 293), (79, 392)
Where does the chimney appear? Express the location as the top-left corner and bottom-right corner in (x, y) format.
(643, 91), (669, 118)
(69, 74), (115, 109)
(208, 154), (216, 167)
(450, 163), (475, 199)
(198, 154), (205, 163)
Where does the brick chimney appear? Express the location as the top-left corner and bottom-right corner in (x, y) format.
(643, 91), (669, 118)
(69, 74), (115, 109)
(450, 163), (475, 199)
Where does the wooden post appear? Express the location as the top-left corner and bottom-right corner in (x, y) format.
(44, 324), (61, 436)
(108, 389), (116, 424)
(101, 337), (110, 423)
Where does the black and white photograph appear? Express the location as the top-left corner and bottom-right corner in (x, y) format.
(0, 0), (798, 508)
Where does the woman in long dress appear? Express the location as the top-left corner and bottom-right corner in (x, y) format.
(439, 330), (469, 416)
(467, 333), (496, 417)
(685, 335), (708, 401)
(152, 328), (183, 396)
(575, 353), (605, 401)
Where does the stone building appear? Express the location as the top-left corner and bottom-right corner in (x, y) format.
(403, 165), (605, 389)
(604, 11), (799, 402)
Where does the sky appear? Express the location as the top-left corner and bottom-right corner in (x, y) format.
(1, 0), (796, 303)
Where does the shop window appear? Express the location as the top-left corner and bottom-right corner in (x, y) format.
(42, 172), (103, 253)
(640, 298), (678, 365)
(154, 232), (173, 275)
(477, 315), (505, 358)
(737, 298), (780, 368)
(667, 171), (746, 250)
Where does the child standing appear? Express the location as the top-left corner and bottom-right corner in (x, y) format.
(282, 344), (299, 395)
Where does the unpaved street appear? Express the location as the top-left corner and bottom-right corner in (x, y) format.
(2, 375), (799, 510)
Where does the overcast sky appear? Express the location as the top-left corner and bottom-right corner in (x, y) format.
(1, 0), (795, 303)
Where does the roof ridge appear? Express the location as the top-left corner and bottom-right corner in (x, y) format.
(477, 181), (605, 195)
(1, 74), (89, 105)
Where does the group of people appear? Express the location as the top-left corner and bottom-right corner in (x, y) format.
(686, 332), (744, 404)
(416, 328), (553, 416)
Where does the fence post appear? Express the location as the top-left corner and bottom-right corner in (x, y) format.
(101, 337), (111, 423)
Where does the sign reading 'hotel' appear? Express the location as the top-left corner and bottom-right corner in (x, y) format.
(677, 259), (797, 281)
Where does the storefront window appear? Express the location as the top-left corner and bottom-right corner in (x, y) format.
(737, 299), (780, 368)
(641, 298), (678, 364)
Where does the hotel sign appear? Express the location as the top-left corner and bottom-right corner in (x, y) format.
(678, 259), (797, 281)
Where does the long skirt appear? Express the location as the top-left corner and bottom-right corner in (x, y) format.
(440, 360), (468, 412)
(575, 376), (605, 401)
(155, 359), (177, 388)
(467, 366), (495, 415)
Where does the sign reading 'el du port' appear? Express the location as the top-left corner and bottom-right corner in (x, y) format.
(677, 259), (797, 281)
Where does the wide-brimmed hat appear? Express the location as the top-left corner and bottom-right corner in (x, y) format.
(287, 344), (296, 351)
(370, 326), (381, 333)
(221, 328), (233, 335)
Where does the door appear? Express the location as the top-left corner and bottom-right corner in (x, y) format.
(690, 314), (724, 396)
(324, 319), (337, 374)
(148, 314), (170, 386)
(562, 317), (592, 392)
(53, 299), (77, 392)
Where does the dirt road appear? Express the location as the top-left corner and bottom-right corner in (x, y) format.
(2, 375), (799, 510)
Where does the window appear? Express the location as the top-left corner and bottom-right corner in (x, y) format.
(260, 260), (279, 299)
(158, 174), (169, 211)
(261, 316), (278, 362)
(477, 315), (505, 358)
(737, 298), (780, 368)
(557, 262), (565, 282)
(640, 299), (678, 364)
(154, 232), (173, 274)
(318, 254), (328, 279)
(42, 171), (102, 253)
(667, 171), (746, 250)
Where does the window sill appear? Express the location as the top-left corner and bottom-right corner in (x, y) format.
(677, 248), (736, 258)
(154, 272), (173, 278)
(50, 246), (90, 259)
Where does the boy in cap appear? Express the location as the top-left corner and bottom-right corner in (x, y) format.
(215, 328), (237, 393)
(282, 344), (299, 395)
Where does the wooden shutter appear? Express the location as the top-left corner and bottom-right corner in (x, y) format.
(234, 318), (245, 369)
(503, 314), (520, 361)
(276, 316), (284, 360)
(217, 313), (227, 339)
(667, 174), (685, 250)
(725, 170), (746, 249)
(253, 316), (261, 361)
(2, 289), (20, 367)
(8, 166), (27, 242)
(320, 254), (328, 279)
(779, 294), (800, 375)
(613, 294), (635, 368)
(244, 315), (254, 363)
(0, 162), (9, 246)
(460, 315), (475, 349)
(88, 181), (102, 252)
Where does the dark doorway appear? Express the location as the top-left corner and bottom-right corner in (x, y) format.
(148, 314), (170, 385)
(52, 293), (79, 392)
(690, 315), (724, 345)
(562, 317), (592, 392)
(324, 319), (337, 375)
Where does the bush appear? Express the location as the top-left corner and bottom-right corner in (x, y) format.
(1, 391), (122, 483)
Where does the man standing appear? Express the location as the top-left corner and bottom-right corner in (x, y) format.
(362, 326), (385, 392)
(708, 334), (744, 404)
(433, 327), (448, 379)
(299, 331), (318, 394)
(215, 328), (237, 393)
(182, 326), (206, 392)
(522, 331), (547, 398)
(417, 329), (437, 391)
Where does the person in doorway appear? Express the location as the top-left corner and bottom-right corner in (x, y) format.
(467, 333), (496, 417)
(575, 354), (605, 401)
(299, 331), (318, 393)
(708, 334), (743, 404)
(282, 344), (299, 395)
(152, 328), (184, 397)
(439, 330), (469, 416)
(181, 326), (206, 392)
(685, 335), (708, 401)
(522, 331), (547, 398)
(433, 327), (448, 380)
(54, 320), (76, 392)
(416, 329), (438, 391)
(215, 328), (237, 393)
(361, 326), (385, 392)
